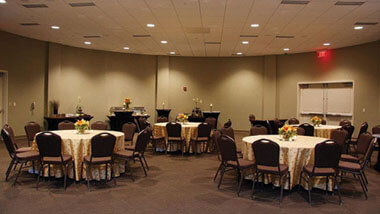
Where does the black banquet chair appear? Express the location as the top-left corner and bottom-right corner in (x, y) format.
(36, 132), (74, 190)
(298, 140), (342, 205)
(251, 139), (290, 204)
(299, 123), (314, 136)
(215, 135), (255, 196)
(165, 122), (186, 155)
(81, 132), (117, 191)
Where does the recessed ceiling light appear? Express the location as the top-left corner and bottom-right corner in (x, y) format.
(236, 52), (243, 55)
(354, 26), (363, 30)
(283, 48), (290, 51)
(0, 0), (7, 4)
(161, 40), (168, 44)
(123, 47), (130, 50)
(84, 41), (91, 45)
(51, 26), (60, 30)
(250, 24), (259, 28)
(323, 43), (330, 46)
(146, 24), (155, 28)
(169, 51), (176, 55)
(242, 41), (249, 44)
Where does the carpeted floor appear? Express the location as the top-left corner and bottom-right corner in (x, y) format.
(1, 133), (380, 214)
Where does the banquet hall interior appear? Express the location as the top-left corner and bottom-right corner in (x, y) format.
(1, 0), (380, 213)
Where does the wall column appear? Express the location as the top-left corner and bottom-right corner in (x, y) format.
(262, 55), (277, 119)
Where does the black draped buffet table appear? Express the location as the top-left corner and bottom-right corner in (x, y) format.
(107, 111), (150, 131)
(44, 114), (94, 130)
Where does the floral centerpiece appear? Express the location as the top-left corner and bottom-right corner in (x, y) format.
(278, 124), (297, 141)
(74, 119), (89, 134)
(123, 97), (132, 110)
(177, 113), (189, 124)
(311, 116), (322, 127)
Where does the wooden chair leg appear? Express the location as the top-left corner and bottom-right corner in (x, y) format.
(307, 176), (312, 205)
(36, 163), (43, 189)
(237, 170), (244, 196)
(251, 172), (259, 199)
(139, 157), (147, 177)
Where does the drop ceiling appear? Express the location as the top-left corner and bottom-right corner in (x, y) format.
(0, 0), (379, 56)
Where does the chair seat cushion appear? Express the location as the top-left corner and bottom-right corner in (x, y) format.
(168, 137), (183, 141)
(341, 154), (360, 162)
(191, 137), (208, 142)
(114, 150), (134, 158)
(339, 160), (361, 171)
(257, 164), (288, 174)
(43, 155), (72, 163)
(303, 165), (336, 176)
(16, 147), (32, 153)
(125, 145), (135, 151)
(84, 155), (112, 164)
(15, 151), (39, 159)
(227, 159), (255, 169)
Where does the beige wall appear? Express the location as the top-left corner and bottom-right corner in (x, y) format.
(277, 41), (380, 133)
(166, 56), (265, 130)
(48, 43), (157, 124)
(1, 30), (379, 136)
(0, 31), (46, 136)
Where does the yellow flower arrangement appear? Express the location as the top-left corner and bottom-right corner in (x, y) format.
(74, 119), (90, 134)
(278, 124), (297, 141)
(177, 114), (189, 123)
(310, 116), (322, 127)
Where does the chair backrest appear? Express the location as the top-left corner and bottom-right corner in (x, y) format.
(217, 135), (238, 162)
(204, 117), (216, 129)
(223, 119), (232, 128)
(157, 116), (168, 123)
(330, 128), (349, 150)
(91, 121), (108, 130)
(372, 125), (380, 134)
(297, 127), (305, 135)
(250, 125), (268, 136)
(58, 120), (75, 130)
(299, 123), (314, 136)
(36, 132), (62, 158)
(138, 117), (150, 131)
(357, 122), (368, 138)
(24, 121), (41, 142)
(272, 119), (284, 134)
(197, 123), (212, 138)
(220, 126), (234, 140)
(213, 130), (221, 155)
(252, 139), (280, 168)
(2, 124), (18, 150)
(342, 124), (355, 139)
(134, 129), (152, 154)
(1, 126), (16, 158)
(90, 133), (116, 158)
(166, 122), (182, 137)
(249, 114), (256, 123)
(356, 132), (373, 155)
(314, 140), (341, 170)
(122, 122), (136, 141)
(321, 119), (327, 125)
(339, 119), (352, 126)
(288, 118), (299, 125)
(362, 137), (376, 169)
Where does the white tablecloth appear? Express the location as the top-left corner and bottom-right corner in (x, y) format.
(153, 122), (201, 152)
(242, 135), (330, 190)
(32, 130), (125, 181)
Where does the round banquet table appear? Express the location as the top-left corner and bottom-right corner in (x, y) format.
(313, 125), (341, 138)
(242, 135), (330, 190)
(32, 130), (125, 181)
(153, 122), (201, 153)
